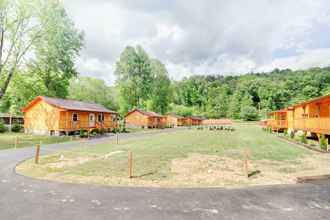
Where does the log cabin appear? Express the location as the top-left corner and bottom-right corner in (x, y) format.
(22, 96), (119, 135)
(125, 108), (166, 129)
(165, 113), (184, 127)
(289, 94), (330, 136)
(183, 116), (203, 126)
(266, 109), (289, 131)
(202, 119), (233, 126)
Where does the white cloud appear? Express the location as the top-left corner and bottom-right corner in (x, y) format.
(64, 0), (330, 85)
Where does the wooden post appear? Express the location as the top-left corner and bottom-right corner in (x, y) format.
(116, 132), (118, 144)
(243, 149), (250, 178)
(128, 151), (133, 178)
(35, 144), (40, 164)
(14, 136), (18, 149)
(9, 113), (12, 133)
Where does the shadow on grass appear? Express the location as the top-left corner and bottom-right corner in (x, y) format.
(131, 172), (156, 179)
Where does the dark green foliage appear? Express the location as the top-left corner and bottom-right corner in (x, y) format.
(283, 129), (288, 136)
(11, 124), (22, 133)
(79, 129), (86, 138)
(300, 133), (307, 144)
(0, 120), (6, 133)
(319, 135), (328, 151)
(289, 130), (295, 139)
(240, 106), (259, 121)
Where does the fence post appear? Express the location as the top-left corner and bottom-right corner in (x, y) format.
(35, 144), (40, 164)
(243, 149), (250, 178)
(14, 136), (18, 149)
(116, 132), (119, 144)
(128, 151), (133, 178)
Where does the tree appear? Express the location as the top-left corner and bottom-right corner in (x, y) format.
(240, 106), (258, 121)
(0, 0), (83, 100)
(115, 46), (153, 114)
(68, 77), (118, 111)
(31, 0), (83, 98)
(149, 59), (171, 114)
(0, 0), (44, 99)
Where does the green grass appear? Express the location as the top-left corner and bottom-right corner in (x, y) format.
(18, 124), (310, 183)
(0, 133), (72, 150)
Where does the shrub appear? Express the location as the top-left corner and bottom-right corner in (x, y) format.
(0, 120), (6, 133)
(320, 135), (328, 151)
(90, 128), (99, 135)
(283, 129), (288, 136)
(300, 133), (307, 144)
(80, 129), (87, 138)
(240, 106), (259, 121)
(11, 123), (22, 132)
(289, 130), (295, 139)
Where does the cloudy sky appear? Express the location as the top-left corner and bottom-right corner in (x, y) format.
(63, 0), (330, 85)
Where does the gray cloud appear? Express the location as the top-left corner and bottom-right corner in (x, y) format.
(64, 0), (330, 84)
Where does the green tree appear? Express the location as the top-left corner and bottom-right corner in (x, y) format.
(68, 77), (118, 110)
(0, 0), (44, 99)
(31, 0), (83, 98)
(240, 106), (258, 121)
(149, 59), (171, 114)
(115, 46), (153, 114)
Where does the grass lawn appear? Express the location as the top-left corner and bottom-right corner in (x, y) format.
(0, 133), (72, 150)
(17, 124), (330, 188)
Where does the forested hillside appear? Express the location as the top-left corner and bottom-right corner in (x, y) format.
(171, 67), (330, 119)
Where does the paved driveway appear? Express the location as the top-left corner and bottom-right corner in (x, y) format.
(0, 130), (330, 220)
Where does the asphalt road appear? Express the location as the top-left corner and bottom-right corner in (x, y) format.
(0, 130), (330, 220)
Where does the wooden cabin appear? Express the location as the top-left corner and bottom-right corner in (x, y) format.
(125, 108), (166, 129)
(289, 95), (330, 136)
(202, 119), (233, 126)
(165, 113), (184, 127)
(0, 113), (24, 126)
(22, 96), (119, 135)
(183, 116), (203, 126)
(266, 109), (289, 131)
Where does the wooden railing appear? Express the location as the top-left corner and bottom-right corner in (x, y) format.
(293, 117), (330, 132)
(59, 119), (117, 130)
(267, 119), (288, 129)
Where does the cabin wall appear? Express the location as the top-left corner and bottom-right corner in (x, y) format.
(24, 100), (60, 135)
(59, 111), (118, 130)
(166, 116), (178, 127)
(125, 111), (149, 128)
(287, 110), (294, 129)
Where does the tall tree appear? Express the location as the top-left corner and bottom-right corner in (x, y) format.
(0, 0), (83, 100)
(148, 59), (171, 114)
(68, 76), (118, 110)
(115, 45), (153, 114)
(0, 0), (43, 99)
(31, 0), (83, 98)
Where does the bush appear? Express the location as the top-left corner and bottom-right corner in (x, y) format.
(0, 120), (6, 133)
(283, 129), (288, 136)
(300, 133), (307, 144)
(320, 135), (328, 151)
(289, 130), (295, 139)
(240, 106), (259, 121)
(80, 129), (87, 138)
(11, 123), (22, 132)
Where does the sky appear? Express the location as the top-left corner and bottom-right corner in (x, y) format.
(63, 0), (330, 85)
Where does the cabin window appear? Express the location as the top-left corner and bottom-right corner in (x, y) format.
(98, 113), (104, 122)
(72, 113), (79, 122)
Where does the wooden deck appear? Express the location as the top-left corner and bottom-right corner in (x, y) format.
(293, 117), (330, 135)
(267, 119), (288, 130)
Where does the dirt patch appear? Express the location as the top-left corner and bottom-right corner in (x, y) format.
(168, 153), (330, 187)
(17, 152), (330, 188)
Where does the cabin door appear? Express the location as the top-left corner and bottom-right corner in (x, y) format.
(89, 113), (95, 127)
